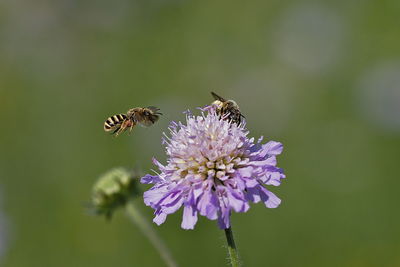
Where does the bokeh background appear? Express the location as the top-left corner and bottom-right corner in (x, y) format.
(1, 0), (400, 266)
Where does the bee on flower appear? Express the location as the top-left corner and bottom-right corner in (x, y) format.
(141, 106), (285, 229)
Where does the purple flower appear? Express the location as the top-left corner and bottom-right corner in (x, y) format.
(141, 108), (285, 229)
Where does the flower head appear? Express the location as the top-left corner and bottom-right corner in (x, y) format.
(141, 108), (285, 229)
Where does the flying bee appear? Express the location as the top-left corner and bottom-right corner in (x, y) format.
(211, 92), (244, 125)
(104, 106), (162, 136)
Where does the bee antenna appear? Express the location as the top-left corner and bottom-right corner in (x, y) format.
(211, 91), (225, 101)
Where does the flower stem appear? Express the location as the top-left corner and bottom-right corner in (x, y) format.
(125, 200), (178, 267)
(224, 226), (241, 267)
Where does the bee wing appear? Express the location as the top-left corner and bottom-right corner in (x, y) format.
(139, 116), (159, 127)
(146, 106), (162, 115)
(139, 121), (153, 127)
(211, 91), (226, 102)
(136, 108), (160, 127)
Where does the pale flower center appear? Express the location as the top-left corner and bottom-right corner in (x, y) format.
(171, 154), (247, 182)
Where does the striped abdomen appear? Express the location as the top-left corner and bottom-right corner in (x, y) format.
(104, 114), (127, 132)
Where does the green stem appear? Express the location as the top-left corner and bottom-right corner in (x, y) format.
(224, 226), (241, 267)
(125, 201), (178, 267)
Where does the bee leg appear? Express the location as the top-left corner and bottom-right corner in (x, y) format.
(115, 124), (126, 136)
(128, 121), (136, 134)
(112, 126), (121, 136)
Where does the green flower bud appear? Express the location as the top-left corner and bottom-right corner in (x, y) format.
(90, 168), (141, 219)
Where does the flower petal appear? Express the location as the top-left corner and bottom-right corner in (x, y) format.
(143, 185), (169, 207)
(141, 174), (162, 184)
(258, 186), (281, 208)
(158, 191), (184, 214)
(181, 205), (198, 230)
(238, 167), (253, 178)
(153, 211), (167, 225)
(259, 141), (283, 157)
(217, 203), (231, 229)
(227, 188), (247, 213)
(250, 156), (277, 167)
(197, 190), (219, 220)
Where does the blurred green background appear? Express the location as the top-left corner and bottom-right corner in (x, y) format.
(1, 0), (400, 266)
